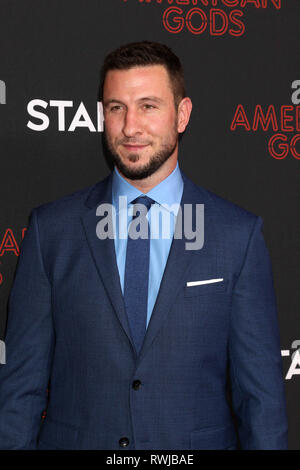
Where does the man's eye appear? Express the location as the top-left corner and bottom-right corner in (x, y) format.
(143, 104), (155, 110)
(110, 105), (123, 112)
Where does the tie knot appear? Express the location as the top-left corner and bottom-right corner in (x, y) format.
(131, 195), (155, 213)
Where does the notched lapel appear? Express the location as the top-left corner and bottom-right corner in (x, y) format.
(80, 174), (134, 350)
(138, 172), (217, 364)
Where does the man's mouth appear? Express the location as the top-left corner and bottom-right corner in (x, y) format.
(122, 144), (149, 151)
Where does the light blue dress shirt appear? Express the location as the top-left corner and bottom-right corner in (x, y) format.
(112, 162), (184, 328)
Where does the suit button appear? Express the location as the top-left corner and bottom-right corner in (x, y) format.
(119, 437), (129, 447)
(132, 380), (142, 390)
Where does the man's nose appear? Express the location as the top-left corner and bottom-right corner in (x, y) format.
(122, 108), (142, 137)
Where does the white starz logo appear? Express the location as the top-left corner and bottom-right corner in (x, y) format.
(282, 340), (300, 380)
(27, 99), (104, 132)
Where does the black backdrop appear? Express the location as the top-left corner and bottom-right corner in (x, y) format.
(0, 0), (299, 449)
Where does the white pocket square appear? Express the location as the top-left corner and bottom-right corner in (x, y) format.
(186, 278), (224, 287)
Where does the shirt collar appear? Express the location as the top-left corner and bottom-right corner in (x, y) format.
(112, 162), (183, 213)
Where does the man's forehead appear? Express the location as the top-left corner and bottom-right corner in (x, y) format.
(103, 65), (173, 96)
(106, 64), (168, 78)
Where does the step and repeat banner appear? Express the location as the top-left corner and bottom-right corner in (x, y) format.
(0, 0), (299, 449)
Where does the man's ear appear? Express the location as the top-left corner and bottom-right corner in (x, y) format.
(177, 97), (192, 133)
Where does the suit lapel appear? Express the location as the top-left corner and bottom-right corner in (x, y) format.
(138, 172), (216, 364)
(80, 174), (134, 350)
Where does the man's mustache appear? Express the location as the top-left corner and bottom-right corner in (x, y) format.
(117, 139), (152, 145)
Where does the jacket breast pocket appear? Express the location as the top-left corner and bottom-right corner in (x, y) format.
(184, 280), (228, 298)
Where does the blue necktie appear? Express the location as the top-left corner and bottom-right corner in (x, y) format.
(124, 195), (155, 354)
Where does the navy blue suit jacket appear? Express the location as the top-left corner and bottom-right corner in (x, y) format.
(0, 171), (288, 449)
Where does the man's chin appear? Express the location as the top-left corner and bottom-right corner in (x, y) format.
(110, 141), (177, 180)
(116, 164), (155, 180)
(111, 154), (155, 180)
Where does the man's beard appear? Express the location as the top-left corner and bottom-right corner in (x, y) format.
(104, 129), (178, 180)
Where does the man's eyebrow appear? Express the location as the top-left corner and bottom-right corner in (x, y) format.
(103, 96), (164, 107)
(138, 96), (164, 104)
(103, 99), (125, 107)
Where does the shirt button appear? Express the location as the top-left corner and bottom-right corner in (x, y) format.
(132, 380), (142, 390)
(119, 437), (129, 448)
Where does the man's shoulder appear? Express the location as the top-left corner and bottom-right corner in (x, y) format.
(184, 173), (259, 227)
(32, 175), (110, 219)
(182, 173), (261, 250)
(28, 175), (111, 239)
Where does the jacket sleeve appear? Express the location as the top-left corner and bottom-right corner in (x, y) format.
(0, 208), (54, 449)
(229, 215), (288, 449)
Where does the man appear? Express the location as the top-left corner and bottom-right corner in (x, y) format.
(0, 41), (288, 449)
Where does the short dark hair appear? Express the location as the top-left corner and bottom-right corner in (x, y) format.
(100, 40), (186, 108)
